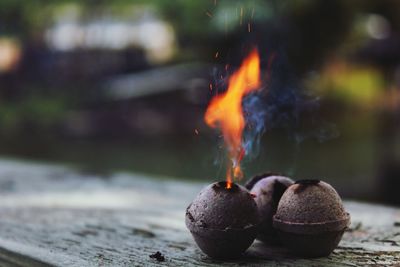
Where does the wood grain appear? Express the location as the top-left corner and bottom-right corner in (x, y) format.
(0, 159), (398, 266)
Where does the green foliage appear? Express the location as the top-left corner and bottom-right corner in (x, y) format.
(0, 1), (55, 38)
(0, 95), (67, 133)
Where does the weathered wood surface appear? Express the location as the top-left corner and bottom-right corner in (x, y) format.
(0, 159), (398, 266)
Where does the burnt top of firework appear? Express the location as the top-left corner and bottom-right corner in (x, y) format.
(275, 180), (348, 224)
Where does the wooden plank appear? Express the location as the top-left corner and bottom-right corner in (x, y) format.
(0, 159), (398, 266)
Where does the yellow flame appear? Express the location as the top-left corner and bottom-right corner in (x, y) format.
(205, 49), (260, 188)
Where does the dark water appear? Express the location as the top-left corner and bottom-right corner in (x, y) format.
(1, 109), (398, 205)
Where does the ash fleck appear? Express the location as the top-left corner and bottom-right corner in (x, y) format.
(149, 251), (165, 262)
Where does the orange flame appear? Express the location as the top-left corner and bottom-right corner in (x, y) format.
(205, 49), (261, 189)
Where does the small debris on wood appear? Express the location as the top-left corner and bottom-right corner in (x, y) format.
(149, 251), (165, 262)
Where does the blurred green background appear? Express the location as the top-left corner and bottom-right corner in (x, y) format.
(0, 0), (399, 205)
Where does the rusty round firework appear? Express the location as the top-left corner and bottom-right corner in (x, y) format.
(273, 180), (350, 257)
(185, 181), (260, 259)
(246, 173), (294, 244)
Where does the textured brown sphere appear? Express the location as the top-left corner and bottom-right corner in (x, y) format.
(273, 180), (350, 257)
(246, 173), (294, 243)
(185, 181), (260, 259)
